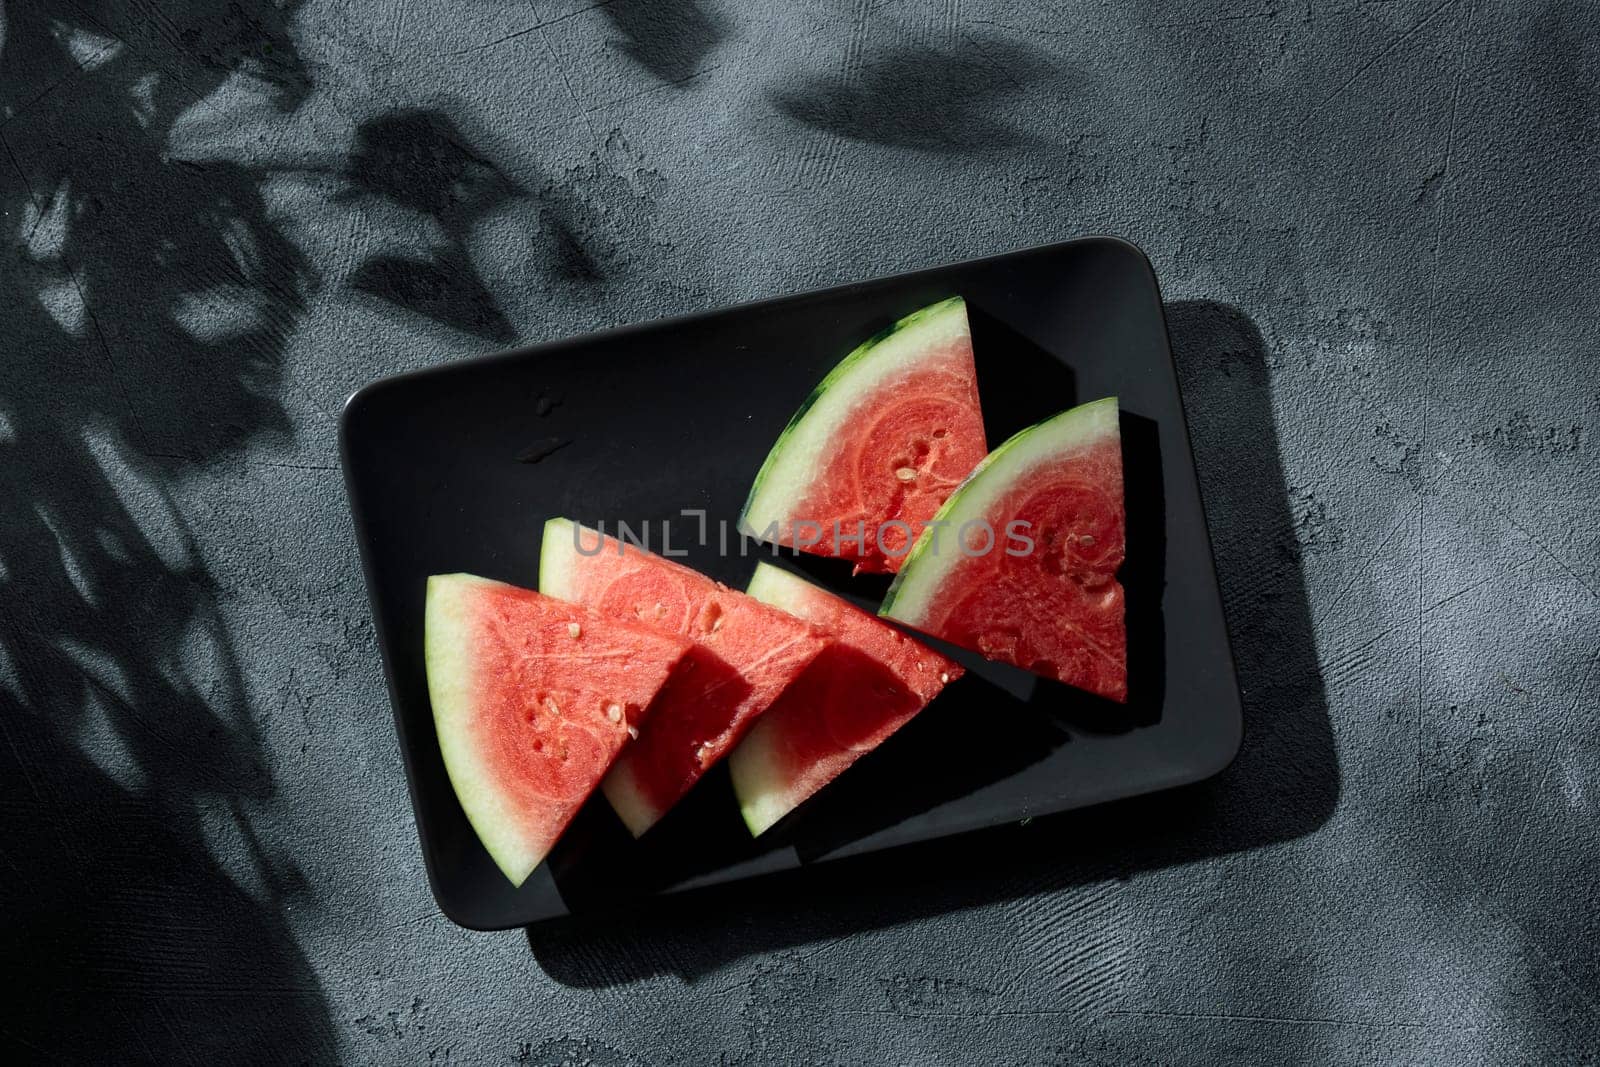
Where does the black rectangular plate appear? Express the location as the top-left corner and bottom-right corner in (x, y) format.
(340, 238), (1242, 931)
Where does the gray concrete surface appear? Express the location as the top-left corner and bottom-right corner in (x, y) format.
(2, 0), (1597, 1063)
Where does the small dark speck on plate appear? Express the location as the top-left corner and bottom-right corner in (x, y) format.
(533, 393), (564, 417)
(516, 438), (570, 464)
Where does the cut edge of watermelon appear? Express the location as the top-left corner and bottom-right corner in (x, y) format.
(733, 562), (962, 837)
(424, 574), (543, 886)
(540, 516), (673, 838)
(541, 517), (836, 839)
(728, 726), (793, 837)
(737, 296), (971, 541)
(597, 759), (661, 838)
(881, 396), (1121, 627)
(732, 565), (829, 836)
(744, 558), (815, 615)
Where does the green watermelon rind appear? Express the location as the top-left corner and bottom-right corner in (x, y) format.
(880, 397), (1121, 626)
(737, 296), (971, 544)
(425, 573), (544, 887)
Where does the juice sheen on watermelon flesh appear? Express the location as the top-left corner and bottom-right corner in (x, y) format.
(730, 563), (963, 836)
(539, 519), (830, 837)
(882, 398), (1128, 703)
(739, 297), (987, 574)
(423, 574), (692, 886)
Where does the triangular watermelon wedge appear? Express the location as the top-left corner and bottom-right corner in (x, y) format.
(729, 563), (964, 836)
(881, 397), (1128, 702)
(539, 519), (831, 836)
(424, 574), (693, 886)
(739, 296), (988, 573)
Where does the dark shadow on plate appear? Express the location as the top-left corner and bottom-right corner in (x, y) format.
(602, 0), (726, 85)
(967, 302), (1078, 443)
(527, 300), (1337, 986)
(0, 2), (336, 1060)
(546, 648), (774, 908)
(769, 36), (1051, 153)
(787, 672), (1071, 861)
(775, 548), (892, 609)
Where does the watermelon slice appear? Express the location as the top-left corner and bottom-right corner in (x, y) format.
(739, 296), (987, 573)
(539, 519), (830, 836)
(423, 574), (692, 885)
(728, 563), (964, 836)
(881, 397), (1128, 702)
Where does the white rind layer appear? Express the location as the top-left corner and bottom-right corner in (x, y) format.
(425, 573), (542, 886)
(730, 563), (822, 835)
(538, 516), (590, 602)
(598, 760), (658, 838)
(743, 560), (812, 616)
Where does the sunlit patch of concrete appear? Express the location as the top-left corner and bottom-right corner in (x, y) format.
(173, 285), (272, 343)
(37, 275), (87, 337)
(23, 178), (70, 260)
(50, 20), (122, 71)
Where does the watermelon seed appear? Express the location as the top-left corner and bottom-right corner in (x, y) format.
(606, 703), (622, 723)
(895, 467), (917, 482)
(940, 672), (950, 684)
(626, 725), (640, 740)
(933, 428), (948, 439)
(1081, 535), (1097, 546)
(568, 622), (582, 638)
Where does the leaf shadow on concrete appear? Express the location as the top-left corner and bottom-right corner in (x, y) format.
(339, 109), (527, 343)
(0, 2), (336, 1059)
(602, 0), (727, 85)
(527, 300), (1339, 986)
(769, 35), (1054, 153)
(336, 108), (625, 341)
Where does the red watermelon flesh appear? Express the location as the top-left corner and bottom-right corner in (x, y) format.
(424, 574), (693, 886)
(739, 297), (987, 574)
(729, 563), (963, 836)
(796, 361), (989, 568)
(539, 519), (831, 836)
(881, 398), (1127, 702)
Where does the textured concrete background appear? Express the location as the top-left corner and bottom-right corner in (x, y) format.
(2, 0), (1597, 1063)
